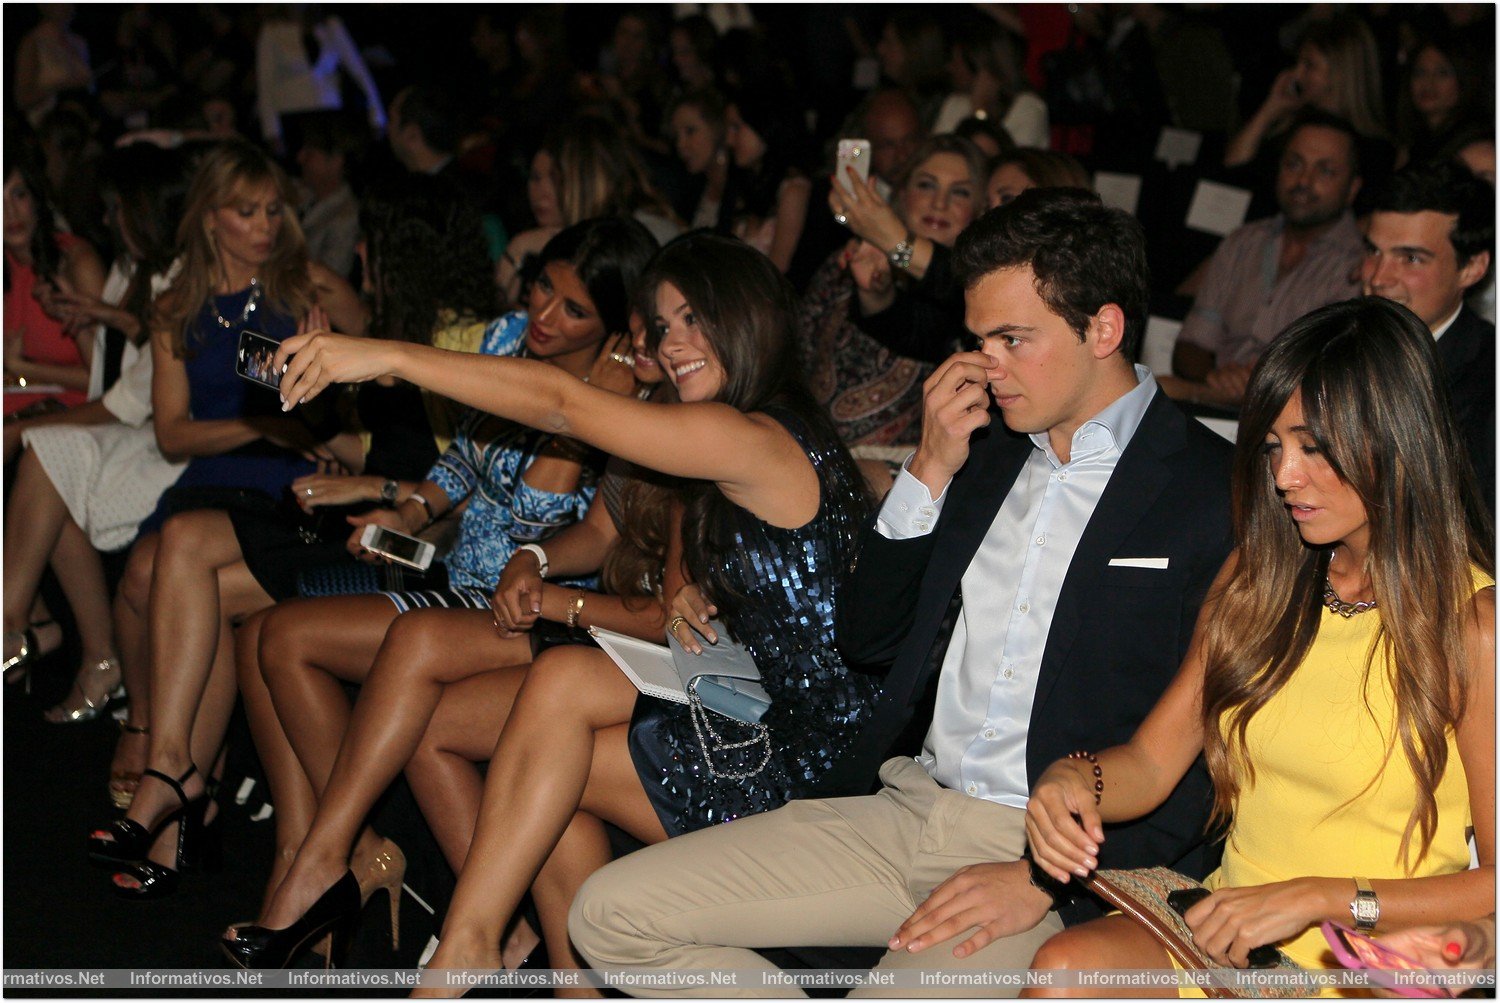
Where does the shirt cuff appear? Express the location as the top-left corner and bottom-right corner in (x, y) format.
(874, 456), (949, 540)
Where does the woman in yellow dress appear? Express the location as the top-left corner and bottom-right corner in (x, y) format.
(1012, 297), (1493, 993)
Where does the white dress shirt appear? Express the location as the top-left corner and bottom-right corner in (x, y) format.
(876, 366), (1158, 806)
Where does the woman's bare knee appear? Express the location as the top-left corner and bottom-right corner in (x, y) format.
(119, 535), (160, 612)
(376, 610), (457, 677)
(158, 509), (241, 570)
(257, 600), (319, 682)
(235, 609), (272, 687)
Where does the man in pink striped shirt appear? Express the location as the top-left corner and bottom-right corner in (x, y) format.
(1166, 111), (1366, 408)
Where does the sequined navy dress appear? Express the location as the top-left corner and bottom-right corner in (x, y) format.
(628, 409), (881, 836)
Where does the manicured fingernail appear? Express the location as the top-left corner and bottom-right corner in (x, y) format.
(698, 613), (708, 623)
(1074, 866), (1089, 877)
(888, 938), (901, 950)
(1443, 941), (1463, 960)
(281, 363), (288, 373)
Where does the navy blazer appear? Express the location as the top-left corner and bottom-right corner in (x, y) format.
(1436, 306), (1495, 518)
(822, 388), (1235, 923)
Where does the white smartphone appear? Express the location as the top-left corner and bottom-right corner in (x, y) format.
(835, 138), (872, 195)
(359, 524), (436, 571)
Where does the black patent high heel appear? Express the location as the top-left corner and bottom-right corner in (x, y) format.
(88, 764), (201, 866)
(110, 794), (218, 900)
(220, 870), (361, 970)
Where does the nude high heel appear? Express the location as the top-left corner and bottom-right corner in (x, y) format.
(360, 838), (406, 952)
(243, 838), (407, 963)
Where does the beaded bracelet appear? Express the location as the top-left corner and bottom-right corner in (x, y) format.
(1068, 750), (1103, 806)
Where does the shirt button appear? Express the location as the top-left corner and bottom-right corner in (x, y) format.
(966, 783), (978, 795)
(919, 505), (935, 517)
(913, 521), (929, 532)
(984, 728), (996, 739)
(1017, 602), (1030, 614)
(1034, 535), (1046, 546)
(898, 501), (909, 513)
(1058, 472), (1068, 482)
(1003, 668), (1014, 679)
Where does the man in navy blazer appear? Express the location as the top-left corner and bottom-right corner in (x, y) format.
(1362, 162), (1494, 517)
(571, 190), (1234, 995)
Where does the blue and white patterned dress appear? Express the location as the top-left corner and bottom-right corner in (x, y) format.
(382, 311), (599, 612)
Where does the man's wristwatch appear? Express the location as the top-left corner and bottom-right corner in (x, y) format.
(1350, 877), (1379, 932)
(380, 479), (400, 506)
(887, 233), (915, 272)
(1021, 849), (1078, 909)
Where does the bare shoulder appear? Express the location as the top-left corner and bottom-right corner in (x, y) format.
(61, 238), (105, 279)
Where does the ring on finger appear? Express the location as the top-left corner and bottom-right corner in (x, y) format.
(833, 213), (848, 225)
(668, 615), (688, 635)
(609, 352), (634, 367)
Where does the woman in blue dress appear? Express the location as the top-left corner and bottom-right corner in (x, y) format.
(220, 216), (660, 921)
(89, 138), (363, 879)
(224, 233), (880, 982)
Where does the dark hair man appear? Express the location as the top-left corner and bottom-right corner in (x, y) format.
(1364, 161), (1495, 514)
(571, 190), (1235, 996)
(1168, 111), (1367, 408)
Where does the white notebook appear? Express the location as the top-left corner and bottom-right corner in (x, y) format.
(590, 627), (688, 705)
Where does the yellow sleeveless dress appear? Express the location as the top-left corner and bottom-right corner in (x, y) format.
(1202, 569), (1492, 977)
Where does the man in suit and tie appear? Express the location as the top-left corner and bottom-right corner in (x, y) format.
(1362, 161), (1494, 516)
(571, 189), (1235, 996)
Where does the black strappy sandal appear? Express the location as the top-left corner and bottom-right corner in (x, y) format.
(87, 764), (204, 866)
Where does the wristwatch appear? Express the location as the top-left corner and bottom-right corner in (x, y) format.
(380, 479), (400, 506)
(516, 543), (549, 578)
(887, 233), (915, 272)
(1021, 849), (1078, 909)
(1350, 877), (1379, 932)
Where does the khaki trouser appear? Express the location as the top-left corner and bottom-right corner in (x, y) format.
(570, 757), (1064, 998)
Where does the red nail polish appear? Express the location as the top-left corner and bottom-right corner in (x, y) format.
(1442, 941), (1463, 961)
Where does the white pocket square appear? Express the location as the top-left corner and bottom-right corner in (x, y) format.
(1109, 557), (1170, 569)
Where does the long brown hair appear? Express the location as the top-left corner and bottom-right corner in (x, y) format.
(641, 233), (872, 625)
(155, 140), (312, 357)
(1200, 297), (1492, 868)
(599, 466), (677, 605)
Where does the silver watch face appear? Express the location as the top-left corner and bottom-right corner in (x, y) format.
(1351, 893), (1379, 927)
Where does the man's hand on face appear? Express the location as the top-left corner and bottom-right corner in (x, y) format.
(906, 351), (996, 497)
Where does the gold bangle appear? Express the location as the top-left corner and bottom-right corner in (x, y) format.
(566, 589), (586, 629)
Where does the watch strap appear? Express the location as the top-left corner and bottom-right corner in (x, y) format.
(516, 543), (549, 579)
(1021, 849), (1077, 909)
(1350, 876), (1379, 932)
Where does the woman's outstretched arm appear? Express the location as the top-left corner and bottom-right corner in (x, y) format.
(274, 334), (818, 528)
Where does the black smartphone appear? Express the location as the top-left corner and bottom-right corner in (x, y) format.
(235, 330), (283, 390)
(1166, 887), (1210, 916)
(1166, 887), (1279, 968)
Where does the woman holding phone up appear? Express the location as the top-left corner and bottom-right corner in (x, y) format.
(223, 234), (879, 984)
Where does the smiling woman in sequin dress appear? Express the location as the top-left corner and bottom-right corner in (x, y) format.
(225, 233), (881, 985)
